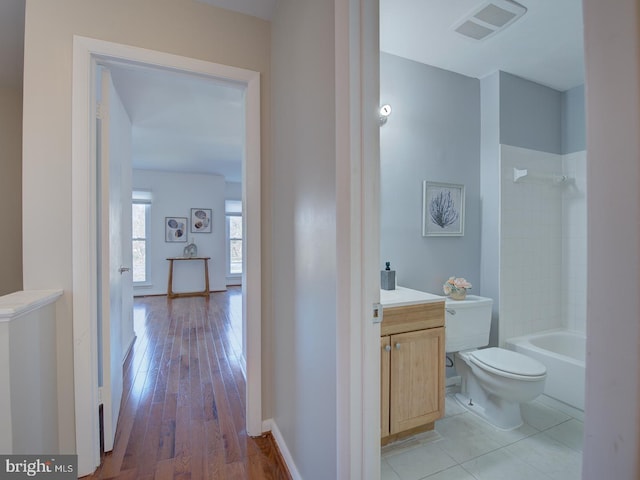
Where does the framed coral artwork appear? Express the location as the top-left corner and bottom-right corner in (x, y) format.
(422, 181), (465, 236)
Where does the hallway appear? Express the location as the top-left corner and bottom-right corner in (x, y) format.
(86, 288), (289, 479)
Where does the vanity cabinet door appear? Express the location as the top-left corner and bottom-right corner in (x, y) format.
(381, 336), (391, 438)
(389, 327), (445, 435)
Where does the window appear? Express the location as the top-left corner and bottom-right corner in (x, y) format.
(226, 200), (243, 276)
(132, 191), (151, 283)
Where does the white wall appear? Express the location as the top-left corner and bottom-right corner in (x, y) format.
(22, 0), (271, 453)
(0, 291), (62, 454)
(225, 181), (242, 200)
(0, 87), (23, 296)
(271, 0), (338, 478)
(133, 169), (227, 295)
(582, 0), (640, 478)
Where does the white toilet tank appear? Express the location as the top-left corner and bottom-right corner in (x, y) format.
(445, 295), (493, 352)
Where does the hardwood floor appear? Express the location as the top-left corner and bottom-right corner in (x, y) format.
(85, 288), (290, 479)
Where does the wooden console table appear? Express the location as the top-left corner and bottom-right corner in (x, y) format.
(166, 257), (211, 299)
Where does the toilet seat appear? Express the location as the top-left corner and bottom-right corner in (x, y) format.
(468, 347), (547, 381)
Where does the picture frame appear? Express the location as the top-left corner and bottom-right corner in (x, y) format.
(165, 217), (188, 242)
(422, 181), (465, 236)
(190, 208), (212, 233)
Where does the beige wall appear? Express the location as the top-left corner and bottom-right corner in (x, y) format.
(582, 0), (640, 478)
(0, 87), (23, 296)
(271, 0), (338, 477)
(22, 0), (271, 453)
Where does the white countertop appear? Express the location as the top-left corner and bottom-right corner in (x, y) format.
(0, 289), (64, 321)
(380, 286), (444, 307)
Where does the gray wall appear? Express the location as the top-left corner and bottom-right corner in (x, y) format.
(499, 72), (585, 155)
(381, 61), (585, 348)
(562, 84), (586, 153)
(499, 71), (563, 154)
(380, 53), (481, 295)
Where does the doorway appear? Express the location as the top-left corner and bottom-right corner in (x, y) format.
(71, 36), (262, 477)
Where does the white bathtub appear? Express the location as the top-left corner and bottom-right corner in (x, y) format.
(505, 330), (586, 411)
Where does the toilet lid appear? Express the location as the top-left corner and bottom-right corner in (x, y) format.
(469, 348), (547, 377)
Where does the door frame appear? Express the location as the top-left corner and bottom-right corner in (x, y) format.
(335, 0), (381, 477)
(71, 35), (262, 476)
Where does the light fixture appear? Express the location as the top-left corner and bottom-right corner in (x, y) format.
(379, 104), (392, 125)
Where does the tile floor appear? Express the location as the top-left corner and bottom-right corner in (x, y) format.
(382, 394), (584, 480)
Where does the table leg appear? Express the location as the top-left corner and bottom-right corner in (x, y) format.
(167, 259), (175, 298)
(204, 258), (210, 296)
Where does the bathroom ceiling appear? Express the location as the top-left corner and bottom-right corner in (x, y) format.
(0, 0), (584, 179)
(380, 0), (585, 91)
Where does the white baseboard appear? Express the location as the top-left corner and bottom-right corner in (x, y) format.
(262, 418), (302, 480)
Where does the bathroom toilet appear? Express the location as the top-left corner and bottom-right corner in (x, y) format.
(445, 295), (547, 430)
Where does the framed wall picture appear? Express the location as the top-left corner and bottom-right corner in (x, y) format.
(422, 181), (465, 236)
(191, 208), (212, 233)
(165, 217), (188, 242)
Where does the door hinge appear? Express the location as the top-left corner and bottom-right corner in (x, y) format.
(372, 303), (383, 324)
(96, 102), (103, 120)
(98, 386), (104, 405)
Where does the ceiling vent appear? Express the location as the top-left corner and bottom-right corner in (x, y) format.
(453, 0), (527, 41)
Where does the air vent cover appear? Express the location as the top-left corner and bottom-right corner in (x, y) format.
(453, 0), (527, 41)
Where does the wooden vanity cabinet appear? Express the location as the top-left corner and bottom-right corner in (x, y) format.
(381, 301), (445, 445)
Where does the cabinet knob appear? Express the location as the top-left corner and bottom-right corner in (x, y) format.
(395, 342), (401, 350)
(384, 345), (391, 352)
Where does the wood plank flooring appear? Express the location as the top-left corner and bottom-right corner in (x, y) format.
(84, 288), (290, 480)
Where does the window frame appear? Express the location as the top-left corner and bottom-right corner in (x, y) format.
(132, 196), (151, 286)
(225, 199), (243, 280)
(226, 212), (243, 278)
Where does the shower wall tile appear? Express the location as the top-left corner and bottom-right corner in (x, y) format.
(499, 146), (587, 343)
(499, 145), (564, 344)
(562, 151), (587, 333)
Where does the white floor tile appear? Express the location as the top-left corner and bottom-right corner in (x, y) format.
(423, 465), (477, 480)
(521, 400), (572, 430)
(381, 458), (402, 480)
(476, 417), (538, 447)
(385, 443), (457, 480)
(381, 396), (584, 480)
(505, 432), (582, 480)
(461, 449), (553, 480)
(444, 394), (466, 417)
(544, 419), (584, 452)
(435, 414), (503, 463)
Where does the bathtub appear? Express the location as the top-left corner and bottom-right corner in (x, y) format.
(505, 330), (586, 411)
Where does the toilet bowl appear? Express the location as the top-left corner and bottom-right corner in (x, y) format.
(445, 295), (547, 430)
(454, 347), (546, 430)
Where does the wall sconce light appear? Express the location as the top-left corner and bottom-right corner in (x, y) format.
(379, 104), (392, 126)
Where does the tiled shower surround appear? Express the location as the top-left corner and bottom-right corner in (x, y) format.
(499, 145), (587, 343)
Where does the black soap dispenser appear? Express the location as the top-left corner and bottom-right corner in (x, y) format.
(381, 261), (396, 291)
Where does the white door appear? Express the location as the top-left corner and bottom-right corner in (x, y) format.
(98, 67), (133, 452)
